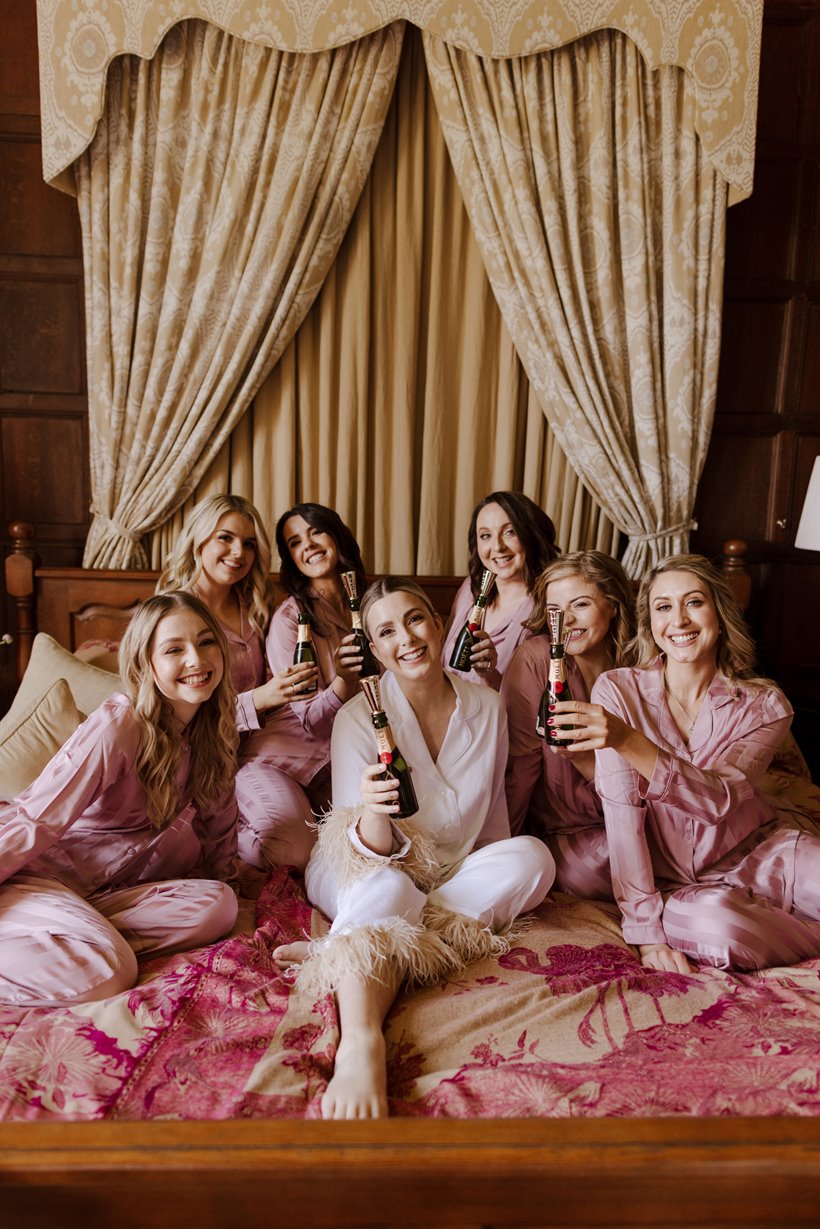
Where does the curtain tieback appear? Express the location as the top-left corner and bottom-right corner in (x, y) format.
(630, 520), (697, 545)
(90, 508), (142, 543)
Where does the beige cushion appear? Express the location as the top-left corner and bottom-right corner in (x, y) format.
(0, 633), (121, 740)
(0, 678), (84, 800)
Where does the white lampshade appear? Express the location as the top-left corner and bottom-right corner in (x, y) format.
(795, 456), (820, 551)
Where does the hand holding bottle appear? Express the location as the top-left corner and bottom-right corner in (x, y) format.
(333, 632), (368, 689)
(468, 628), (498, 674)
(546, 699), (659, 782)
(357, 763), (402, 855)
(252, 662), (319, 713)
(360, 761), (401, 815)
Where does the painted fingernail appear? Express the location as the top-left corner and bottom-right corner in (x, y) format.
(549, 705), (556, 712)
(547, 718), (555, 726)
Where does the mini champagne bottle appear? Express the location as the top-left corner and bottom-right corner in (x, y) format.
(293, 610), (319, 695)
(360, 675), (418, 818)
(341, 570), (380, 679)
(448, 568), (495, 672)
(536, 609), (574, 745)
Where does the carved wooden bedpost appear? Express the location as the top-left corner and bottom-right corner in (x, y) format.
(5, 522), (36, 682)
(720, 538), (751, 612)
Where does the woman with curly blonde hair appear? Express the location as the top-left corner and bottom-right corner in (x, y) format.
(555, 554), (820, 973)
(501, 551), (635, 899)
(159, 494), (321, 871)
(0, 591), (240, 1008)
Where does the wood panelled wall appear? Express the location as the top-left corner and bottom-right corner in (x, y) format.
(692, 0), (820, 774)
(1, 0), (819, 767)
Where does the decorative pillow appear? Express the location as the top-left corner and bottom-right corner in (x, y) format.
(0, 633), (121, 741)
(0, 678), (84, 801)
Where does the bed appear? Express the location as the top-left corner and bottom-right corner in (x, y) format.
(2, 523), (820, 1228)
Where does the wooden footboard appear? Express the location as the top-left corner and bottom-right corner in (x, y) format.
(1, 1118), (819, 1228)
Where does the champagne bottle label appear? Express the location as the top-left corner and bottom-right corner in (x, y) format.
(351, 607), (364, 630)
(293, 614), (318, 693)
(449, 570), (494, 673)
(375, 725), (394, 763)
(371, 712), (418, 817)
(450, 601), (484, 672)
(537, 651), (573, 745)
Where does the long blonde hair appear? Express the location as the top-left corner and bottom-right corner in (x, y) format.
(119, 592), (239, 828)
(527, 551), (636, 666)
(631, 554), (765, 684)
(158, 495), (273, 638)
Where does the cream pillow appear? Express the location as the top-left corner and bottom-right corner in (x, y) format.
(0, 678), (84, 800)
(0, 633), (121, 741)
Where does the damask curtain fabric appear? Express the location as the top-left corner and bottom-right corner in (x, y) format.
(149, 29), (619, 575)
(424, 28), (727, 576)
(76, 18), (403, 567)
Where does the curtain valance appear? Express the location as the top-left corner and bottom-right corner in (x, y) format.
(38, 0), (761, 203)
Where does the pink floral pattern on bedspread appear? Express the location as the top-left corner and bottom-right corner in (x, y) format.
(2, 870), (820, 1120)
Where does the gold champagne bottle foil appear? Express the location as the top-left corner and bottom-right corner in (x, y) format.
(340, 571), (359, 602)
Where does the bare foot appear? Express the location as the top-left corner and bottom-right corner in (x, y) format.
(321, 1030), (388, 1120)
(273, 940), (310, 966)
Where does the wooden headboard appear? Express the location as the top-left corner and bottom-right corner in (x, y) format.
(5, 521), (814, 1229)
(4, 521), (753, 684)
(4, 521), (462, 682)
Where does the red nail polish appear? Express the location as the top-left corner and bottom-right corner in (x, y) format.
(549, 704), (556, 712)
(547, 718), (555, 726)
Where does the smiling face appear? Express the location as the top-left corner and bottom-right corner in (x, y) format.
(282, 514), (340, 583)
(545, 573), (616, 659)
(199, 511), (257, 590)
(367, 590), (444, 684)
(149, 609), (224, 725)
(474, 501), (526, 584)
(649, 569), (720, 667)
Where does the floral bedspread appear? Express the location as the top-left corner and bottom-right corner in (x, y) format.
(2, 867), (820, 1120)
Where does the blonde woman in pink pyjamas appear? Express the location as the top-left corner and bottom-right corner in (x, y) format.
(0, 591), (239, 1008)
(550, 554), (820, 973)
(501, 551), (635, 900)
(159, 495), (323, 872)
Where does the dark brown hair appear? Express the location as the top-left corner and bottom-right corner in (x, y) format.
(275, 503), (367, 631)
(467, 491), (560, 601)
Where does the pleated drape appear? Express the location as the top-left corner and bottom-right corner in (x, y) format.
(424, 28), (727, 575)
(149, 29), (619, 574)
(77, 19), (404, 567)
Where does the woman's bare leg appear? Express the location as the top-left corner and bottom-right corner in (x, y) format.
(322, 972), (398, 1120)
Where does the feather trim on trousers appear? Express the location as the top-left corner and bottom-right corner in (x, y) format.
(294, 916), (462, 998)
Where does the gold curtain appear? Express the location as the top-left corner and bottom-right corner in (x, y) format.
(149, 29), (618, 575)
(425, 28), (727, 576)
(76, 19), (404, 567)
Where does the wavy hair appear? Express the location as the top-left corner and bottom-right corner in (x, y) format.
(157, 495), (273, 638)
(360, 577), (441, 644)
(467, 491), (560, 601)
(275, 503), (367, 632)
(630, 554), (764, 683)
(119, 592), (239, 829)
(527, 551), (636, 666)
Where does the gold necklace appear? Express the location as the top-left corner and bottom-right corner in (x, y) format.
(663, 675), (703, 736)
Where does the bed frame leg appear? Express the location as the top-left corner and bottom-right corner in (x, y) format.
(5, 522), (36, 683)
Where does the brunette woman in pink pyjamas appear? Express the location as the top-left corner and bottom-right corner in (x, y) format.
(442, 491), (560, 688)
(159, 495), (323, 872)
(265, 501), (373, 790)
(501, 551), (635, 900)
(550, 554), (820, 973)
(0, 592), (239, 1008)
